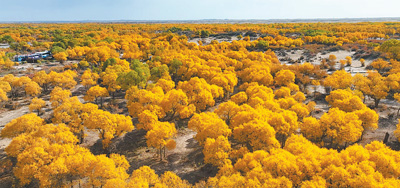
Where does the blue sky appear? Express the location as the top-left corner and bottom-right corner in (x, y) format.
(1, 0), (399, 21)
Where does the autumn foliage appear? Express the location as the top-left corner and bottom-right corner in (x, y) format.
(3, 22), (400, 187)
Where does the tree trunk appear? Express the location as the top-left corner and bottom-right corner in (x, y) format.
(314, 87), (317, 98)
(277, 134), (286, 148)
(360, 131), (365, 141)
(225, 91), (230, 100)
(374, 98), (380, 108)
(164, 146), (166, 159)
(105, 147), (110, 157)
(397, 108), (400, 117)
(245, 142), (253, 152)
(79, 129), (84, 144)
(383, 132), (390, 144)
(159, 144), (163, 161)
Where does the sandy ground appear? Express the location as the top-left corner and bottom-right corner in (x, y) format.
(277, 50), (374, 75)
(188, 36), (244, 45)
(0, 106), (30, 150)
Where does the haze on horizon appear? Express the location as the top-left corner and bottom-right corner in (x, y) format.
(1, 0), (399, 22)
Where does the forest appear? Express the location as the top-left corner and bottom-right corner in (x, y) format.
(1, 22), (400, 187)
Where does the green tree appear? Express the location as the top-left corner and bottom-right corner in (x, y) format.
(379, 39), (400, 60)
(116, 60), (150, 89)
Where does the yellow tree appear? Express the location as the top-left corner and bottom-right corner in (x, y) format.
(345, 56), (352, 66)
(262, 148), (303, 186)
(50, 86), (72, 108)
(84, 109), (134, 150)
(49, 70), (78, 90)
(210, 70), (238, 97)
(101, 66), (125, 98)
(365, 141), (400, 179)
(245, 82), (278, 110)
(353, 107), (379, 133)
(155, 78), (175, 93)
(6, 76), (32, 98)
(137, 110), (159, 131)
(0, 80), (10, 102)
(53, 97), (99, 143)
(339, 60), (347, 69)
(126, 86), (165, 118)
(8, 121), (130, 188)
(290, 103), (310, 120)
(237, 60), (274, 86)
(0, 80), (11, 93)
(233, 119), (280, 151)
(177, 77), (224, 111)
(319, 108), (363, 148)
(230, 91), (248, 105)
(158, 171), (191, 188)
(275, 69), (296, 87)
(319, 165), (351, 187)
(300, 116), (324, 144)
(290, 62), (319, 92)
(24, 81), (42, 96)
(0, 113), (44, 138)
(145, 121), (177, 160)
(160, 89), (195, 120)
(325, 89), (365, 112)
(127, 166), (159, 187)
(364, 71), (389, 108)
(360, 58), (366, 67)
(0, 88), (7, 102)
(84, 85), (109, 107)
(386, 72), (400, 91)
(275, 87), (291, 99)
(214, 101), (241, 126)
(328, 54), (337, 63)
(325, 89), (378, 136)
(233, 148), (299, 186)
(328, 54), (337, 69)
(394, 121), (400, 143)
(85, 154), (130, 188)
(53, 52), (68, 63)
(81, 69), (99, 89)
(29, 97), (46, 115)
(32, 70), (51, 92)
(352, 73), (370, 100)
(203, 136), (231, 167)
(188, 112), (232, 146)
(0, 74), (16, 98)
(268, 110), (299, 147)
(8, 125), (80, 187)
(5, 123), (80, 159)
(371, 59), (390, 74)
(323, 70), (352, 90)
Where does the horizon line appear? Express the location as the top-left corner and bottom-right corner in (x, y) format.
(1, 17), (400, 24)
